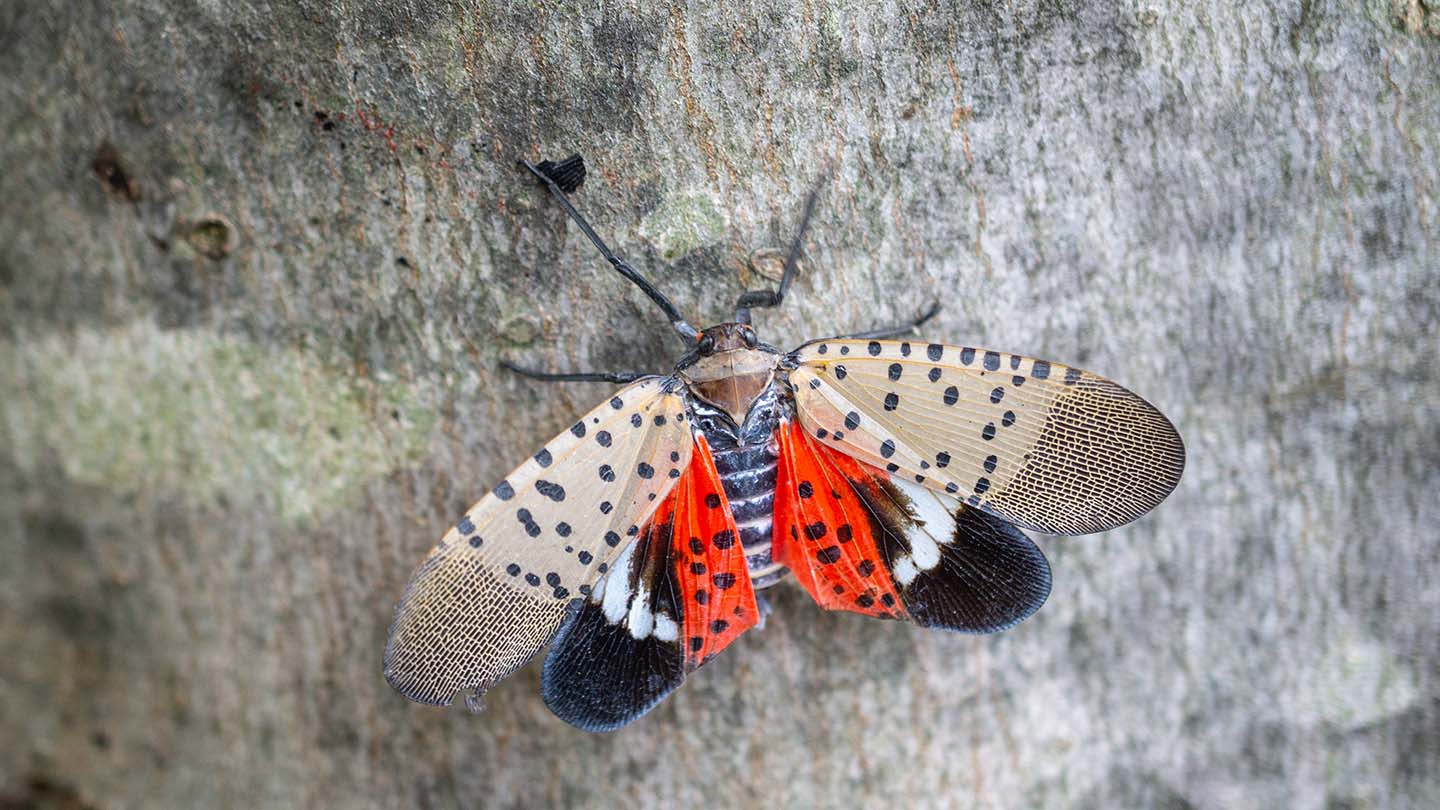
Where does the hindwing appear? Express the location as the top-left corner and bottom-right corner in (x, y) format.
(774, 418), (1051, 632)
(541, 437), (759, 731)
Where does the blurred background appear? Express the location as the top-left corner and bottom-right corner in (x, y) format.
(2, 1), (1436, 808)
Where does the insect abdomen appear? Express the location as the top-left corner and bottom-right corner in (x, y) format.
(711, 441), (788, 589)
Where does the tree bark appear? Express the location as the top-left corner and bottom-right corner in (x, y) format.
(2, 1), (1437, 808)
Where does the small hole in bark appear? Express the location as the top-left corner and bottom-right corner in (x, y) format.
(91, 142), (140, 202)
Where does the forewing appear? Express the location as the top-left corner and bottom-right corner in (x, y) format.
(791, 340), (1185, 535)
(384, 377), (693, 707)
(541, 438), (758, 730)
(774, 417), (1052, 632)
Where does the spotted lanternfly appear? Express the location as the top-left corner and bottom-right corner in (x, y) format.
(384, 154), (1186, 731)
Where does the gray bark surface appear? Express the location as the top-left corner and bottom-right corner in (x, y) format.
(2, 1), (1437, 808)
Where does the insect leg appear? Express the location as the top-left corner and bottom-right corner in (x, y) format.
(519, 156), (699, 344)
(753, 592), (774, 631)
(500, 360), (653, 385)
(734, 181), (825, 324)
(832, 301), (942, 339)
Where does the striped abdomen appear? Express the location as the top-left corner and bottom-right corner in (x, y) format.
(711, 440), (788, 589)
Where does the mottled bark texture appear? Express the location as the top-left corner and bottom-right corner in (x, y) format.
(2, 1), (1437, 808)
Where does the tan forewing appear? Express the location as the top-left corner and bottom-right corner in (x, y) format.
(384, 377), (694, 706)
(790, 340), (1184, 535)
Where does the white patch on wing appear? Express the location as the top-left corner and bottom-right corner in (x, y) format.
(626, 584), (655, 639)
(652, 612), (679, 642)
(888, 476), (962, 585)
(894, 477), (946, 572)
(600, 541), (637, 623)
(892, 556), (920, 585)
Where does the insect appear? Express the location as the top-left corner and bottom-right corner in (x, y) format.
(384, 154), (1186, 731)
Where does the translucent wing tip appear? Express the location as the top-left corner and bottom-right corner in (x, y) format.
(1005, 375), (1186, 535)
(382, 556), (568, 707)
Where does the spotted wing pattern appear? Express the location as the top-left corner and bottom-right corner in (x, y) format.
(790, 340), (1185, 536)
(774, 416), (1052, 632)
(384, 377), (693, 707)
(542, 437), (757, 731)
(772, 419), (907, 619)
(670, 437), (759, 666)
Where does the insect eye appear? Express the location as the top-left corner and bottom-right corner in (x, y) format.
(697, 334), (716, 355)
(741, 326), (758, 348)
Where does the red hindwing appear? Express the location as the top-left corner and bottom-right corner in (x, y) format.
(669, 437), (759, 668)
(773, 418), (909, 620)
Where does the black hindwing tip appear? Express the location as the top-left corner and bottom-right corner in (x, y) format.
(541, 599), (685, 731)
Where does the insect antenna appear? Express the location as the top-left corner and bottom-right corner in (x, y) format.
(520, 155), (699, 344)
(734, 178), (825, 325)
(499, 360), (652, 385)
(833, 301), (943, 340)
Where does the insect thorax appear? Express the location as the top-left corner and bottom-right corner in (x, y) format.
(678, 339), (781, 424)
